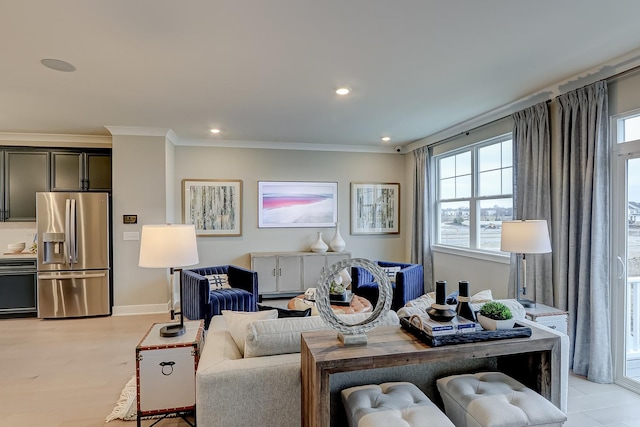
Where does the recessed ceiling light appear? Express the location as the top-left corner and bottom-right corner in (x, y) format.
(210, 128), (220, 134)
(381, 136), (391, 142)
(335, 87), (350, 96)
(41, 58), (76, 72)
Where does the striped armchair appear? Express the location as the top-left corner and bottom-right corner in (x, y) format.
(182, 265), (258, 329)
(351, 261), (424, 311)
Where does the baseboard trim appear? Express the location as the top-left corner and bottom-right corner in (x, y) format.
(112, 303), (169, 316)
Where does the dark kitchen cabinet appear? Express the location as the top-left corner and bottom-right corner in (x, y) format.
(0, 146), (111, 222)
(51, 150), (111, 191)
(1, 150), (49, 221)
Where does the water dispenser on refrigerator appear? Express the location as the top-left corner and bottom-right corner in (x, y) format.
(42, 232), (65, 264)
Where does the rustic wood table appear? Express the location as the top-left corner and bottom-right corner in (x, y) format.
(301, 324), (562, 427)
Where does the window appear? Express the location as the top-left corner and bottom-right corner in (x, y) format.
(434, 135), (513, 253)
(617, 113), (640, 143)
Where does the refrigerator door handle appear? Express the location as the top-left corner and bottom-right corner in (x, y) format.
(70, 198), (77, 264)
(38, 272), (107, 280)
(65, 199), (72, 264)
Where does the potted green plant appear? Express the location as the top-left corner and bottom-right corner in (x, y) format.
(477, 301), (515, 330)
(329, 280), (347, 301)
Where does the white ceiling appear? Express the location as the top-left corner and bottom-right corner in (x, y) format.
(3, 1), (640, 152)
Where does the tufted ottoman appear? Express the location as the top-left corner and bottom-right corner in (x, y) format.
(341, 382), (455, 427)
(436, 372), (566, 427)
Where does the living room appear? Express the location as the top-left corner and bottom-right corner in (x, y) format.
(4, 1), (640, 426)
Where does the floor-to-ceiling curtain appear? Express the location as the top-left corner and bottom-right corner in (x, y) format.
(554, 80), (612, 383)
(511, 102), (553, 305)
(412, 146), (434, 293)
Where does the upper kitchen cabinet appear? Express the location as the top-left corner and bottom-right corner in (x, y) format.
(50, 150), (111, 192)
(1, 150), (49, 221)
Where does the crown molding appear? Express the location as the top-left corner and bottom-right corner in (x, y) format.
(0, 132), (111, 147)
(104, 126), (173, 137)
(176, 137), (400, 154)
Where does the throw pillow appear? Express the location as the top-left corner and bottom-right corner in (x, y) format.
(380, 266), (401, 281)
(221, 310), (278, 356)
(258, 304), (312, 318)
(205, 274), (231, 291)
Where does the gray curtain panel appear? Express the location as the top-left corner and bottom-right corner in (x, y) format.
(411, 146), (434, 293)
(511, 102), (553, 306)
(554, 81), (612, 383)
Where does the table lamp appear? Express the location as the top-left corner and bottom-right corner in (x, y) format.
(139, 224), (199, 337)
(500, 220), (551, 308)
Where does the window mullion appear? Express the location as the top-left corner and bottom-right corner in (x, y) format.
(470, 148), (478, 248)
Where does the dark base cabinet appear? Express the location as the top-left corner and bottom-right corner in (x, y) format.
(0, 259), (37, 318)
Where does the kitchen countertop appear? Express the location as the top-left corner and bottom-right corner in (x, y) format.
(0, 252), (37, 260)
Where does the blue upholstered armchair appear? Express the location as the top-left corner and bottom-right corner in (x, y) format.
(182, 265), (258, 329)
(351, 261), (424, 311)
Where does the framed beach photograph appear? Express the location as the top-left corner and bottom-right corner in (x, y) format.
(258, 181), (338, 228)
(350, 182), (400, 234)
(182, 179), (242, 236)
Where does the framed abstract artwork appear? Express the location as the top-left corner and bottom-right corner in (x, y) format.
(350, 182), (400, 234)
(258, 181), (338, 228)
(182, 179), (242, 236)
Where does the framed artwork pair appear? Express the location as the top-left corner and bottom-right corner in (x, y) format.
(182, 179), (400, 236)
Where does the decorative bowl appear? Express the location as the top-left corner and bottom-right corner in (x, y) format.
(7, 242), (26, 253)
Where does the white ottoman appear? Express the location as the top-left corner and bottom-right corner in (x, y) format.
(341, 381), (455, 427)
(436, 372), (566, 427)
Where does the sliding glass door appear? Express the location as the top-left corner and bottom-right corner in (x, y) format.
(613, 112), (640, 392)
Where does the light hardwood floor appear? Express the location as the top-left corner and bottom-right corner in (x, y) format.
(2, 313), (640, 426)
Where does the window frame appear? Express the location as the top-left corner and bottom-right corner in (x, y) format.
(431, 133), (513, 262)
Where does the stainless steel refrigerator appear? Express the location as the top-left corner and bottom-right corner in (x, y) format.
(36, 192), (111, 318)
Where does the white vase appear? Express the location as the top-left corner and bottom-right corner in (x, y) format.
(329, 222), (346, 252)
(310, 231), (328, 253)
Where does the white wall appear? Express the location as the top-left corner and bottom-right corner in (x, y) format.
(112, 134), (172, 314)
(108, 141), (409, 313)
(433, 252), (510, 298)
(173, 146), (408, 268)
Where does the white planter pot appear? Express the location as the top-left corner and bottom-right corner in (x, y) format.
(477, 313), (515, 331)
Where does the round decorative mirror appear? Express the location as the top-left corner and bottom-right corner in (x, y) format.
(315, 257), (393, 345)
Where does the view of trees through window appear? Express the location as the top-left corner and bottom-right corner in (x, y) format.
(436, 137), (513, 252)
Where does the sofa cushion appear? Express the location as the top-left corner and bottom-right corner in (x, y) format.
(244, 311), (400, 358)
(222, 309), (278, 356)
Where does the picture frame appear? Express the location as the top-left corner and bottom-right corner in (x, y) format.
(258, 181), (338, 228)
(182, 179), (242, 236)
(350, 182), (400, 234)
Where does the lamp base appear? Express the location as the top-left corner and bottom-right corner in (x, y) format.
(518, 298), (536, 308)
(159, 323), (186, 337)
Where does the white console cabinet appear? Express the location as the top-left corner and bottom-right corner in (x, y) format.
(251, 251), (351, 297)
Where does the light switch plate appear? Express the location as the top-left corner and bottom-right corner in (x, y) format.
(123, 231), (140, 241)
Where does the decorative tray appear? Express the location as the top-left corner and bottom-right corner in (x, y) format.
(400, 316), (532, 347)
(329, 291), (354, 306)
(304, 291), (354, 306)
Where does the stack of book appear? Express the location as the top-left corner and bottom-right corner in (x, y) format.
(409, 314), (478, 337)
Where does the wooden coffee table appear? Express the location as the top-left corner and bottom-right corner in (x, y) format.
(287, 293), (372, 315)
